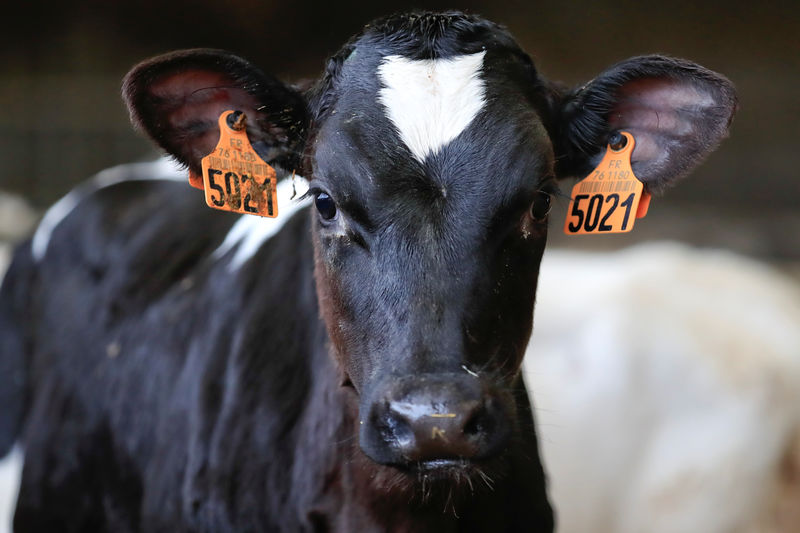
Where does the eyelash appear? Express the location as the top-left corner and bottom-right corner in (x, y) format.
(538, 177), (562, 198)
(297, 187), (320, 202)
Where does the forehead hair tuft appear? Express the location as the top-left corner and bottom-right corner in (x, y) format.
(307, 11), (539, 127)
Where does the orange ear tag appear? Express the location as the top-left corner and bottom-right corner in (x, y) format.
(199, 110), (278, 217)
(563, 131), (648, 235)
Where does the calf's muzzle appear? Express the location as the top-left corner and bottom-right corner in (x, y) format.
(360, 373), (511, 466)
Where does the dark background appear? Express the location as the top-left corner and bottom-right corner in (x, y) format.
(1, 0), (797, 260)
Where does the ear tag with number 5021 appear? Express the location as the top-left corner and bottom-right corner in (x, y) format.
(197, 110), (278, 217)
(563, 131), (651, 235)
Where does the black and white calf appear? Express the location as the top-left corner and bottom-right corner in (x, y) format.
(0, 11), (736, 533)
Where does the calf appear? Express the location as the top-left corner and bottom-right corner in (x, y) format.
(0, 11), (736, 532)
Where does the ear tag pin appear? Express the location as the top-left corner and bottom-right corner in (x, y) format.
(195, 110), (279, 218)
(563, 131), (651, 235)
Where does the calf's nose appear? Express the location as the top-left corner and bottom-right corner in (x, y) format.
(361, 374), (510, 465)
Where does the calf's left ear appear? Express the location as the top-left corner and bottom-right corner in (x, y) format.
(552, 55), (737, 192)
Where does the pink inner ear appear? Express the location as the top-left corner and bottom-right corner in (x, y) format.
(151, 70), (233, 97)
(150, 69), (261, 126)
(148, 69), (264, 167)
(608, 78), (712, 166)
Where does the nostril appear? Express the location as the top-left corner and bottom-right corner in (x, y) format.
(463, 402), (494, 439)
(463, 411), (483, 438)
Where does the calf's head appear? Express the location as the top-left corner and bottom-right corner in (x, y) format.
(124, 12), (735, 476)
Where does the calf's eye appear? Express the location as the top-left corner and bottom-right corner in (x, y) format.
(530, 191), (552, 221)
(315, 192), (338, 221)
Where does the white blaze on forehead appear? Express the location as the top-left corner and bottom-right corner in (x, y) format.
(377, 51), (487, 163)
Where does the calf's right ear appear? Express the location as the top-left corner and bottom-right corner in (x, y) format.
(123, 49), (309, 175)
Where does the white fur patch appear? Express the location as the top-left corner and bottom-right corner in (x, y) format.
(32, 158), (185, 261)
(377, 51), (487, 163)
(0, 445), (22, 533)
(213, 176), (311, 271)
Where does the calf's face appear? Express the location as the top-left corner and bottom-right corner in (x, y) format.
(123, 12), (736, 478)
(309, 44), (557, 466)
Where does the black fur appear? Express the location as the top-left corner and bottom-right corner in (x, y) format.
(0, 243), (35, 455)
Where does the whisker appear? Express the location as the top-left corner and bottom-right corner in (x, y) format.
(476, 468), (496, 491)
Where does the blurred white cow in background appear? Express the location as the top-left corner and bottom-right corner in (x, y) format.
(526, 243), (800, 533)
